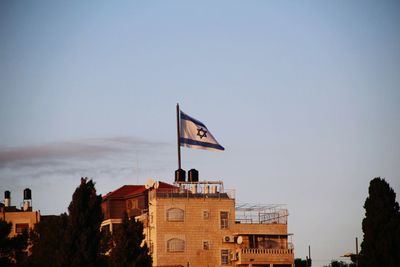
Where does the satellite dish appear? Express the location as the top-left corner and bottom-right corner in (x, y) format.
(237, 236), (243, 244)
(145, 179), (155, 189)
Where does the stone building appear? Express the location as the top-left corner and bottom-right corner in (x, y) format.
(101, 171), (294, 267)
(0, 189), (40, 237)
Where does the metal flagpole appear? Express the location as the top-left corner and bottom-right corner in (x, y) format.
(176, 103), (182, 169)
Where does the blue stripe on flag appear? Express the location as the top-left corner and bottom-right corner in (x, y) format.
(180, 112), (206, 128)
(180, 138), (225, 150)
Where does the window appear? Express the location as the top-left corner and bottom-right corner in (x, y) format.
(15, 223), (29, 234)
(127, 199), (138, 209)
(220, 211), (229, 229)
(149, 242), (154, 254)
(167, 208), (184, 222)
(167, 238), (185, 252)
(203, 241), (210, 250)
(203, 210), (210, 220)
(221, 249), (230, 265)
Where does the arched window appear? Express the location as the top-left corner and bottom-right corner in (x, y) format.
(167, 238), (185, 252)
(167, 208), (184, 222)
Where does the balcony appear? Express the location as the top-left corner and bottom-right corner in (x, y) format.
(234, 247), (294, 265)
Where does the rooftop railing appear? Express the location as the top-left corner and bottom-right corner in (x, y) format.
(235, 203), (288, 224)
(149, 186), (235, 200)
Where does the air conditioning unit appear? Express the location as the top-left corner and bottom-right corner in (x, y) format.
(223, 235), (235, 243)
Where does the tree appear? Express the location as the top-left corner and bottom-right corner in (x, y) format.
(323, 260), (355, 267)
(295, 258), (308, 267)
(360, 177), (400, 267)
(60, 177), (104, 267)
(0, 219), (29, 267)
(109, 212), (152, 267)
(28, 214), (68, 267)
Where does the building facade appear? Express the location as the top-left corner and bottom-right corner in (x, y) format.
(102, 178), (294, 267)
(0, 189), (40, 237)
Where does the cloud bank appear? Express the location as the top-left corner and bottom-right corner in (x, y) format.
(0, 136), (174, 183)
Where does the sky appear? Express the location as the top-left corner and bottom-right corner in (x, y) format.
(1, 1), (399, 266)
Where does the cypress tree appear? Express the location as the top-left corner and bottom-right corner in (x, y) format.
(360, 177), (400, 267)
(109, 212), (152, 267)
(60, 177), (103, 267)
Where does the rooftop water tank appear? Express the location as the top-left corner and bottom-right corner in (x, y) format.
(175, 169), (186, 182)
(23, 188), (31, 200)
(188, 169), (199, 182)
(4, 191), (10, 207)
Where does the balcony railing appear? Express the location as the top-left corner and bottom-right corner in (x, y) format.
(240, 248), (294, 254)
(235, 247), (294, 265)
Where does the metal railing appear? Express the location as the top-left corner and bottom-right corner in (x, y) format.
(235, 203), (288, 224)
(149, 188), (235, 200)
(240, 248), (294, 255)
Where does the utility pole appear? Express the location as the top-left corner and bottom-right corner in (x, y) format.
(356, 237), (359, 267)
(308, 245), (312, 267)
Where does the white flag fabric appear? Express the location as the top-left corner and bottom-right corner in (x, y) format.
(179, 110), (224, 151)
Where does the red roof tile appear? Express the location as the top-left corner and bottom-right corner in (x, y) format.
(103, 185), (144, 199)
(103, 181), (177, 200)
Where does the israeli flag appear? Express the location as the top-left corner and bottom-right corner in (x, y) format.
(179, 111), (225, 151)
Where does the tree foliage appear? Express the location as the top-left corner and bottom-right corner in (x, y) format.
(60, 177), (104, 267)
(323, 260), (355, 267)
(294, 258), (309, 267)
(0, 219), (28, 267)
(29, 214), (68, 267)
(109, 212), (152, 267)
(360, 177), (400, 267)
(20, 177), (153, 267)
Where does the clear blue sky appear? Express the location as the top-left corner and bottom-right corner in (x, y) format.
(1, 1), (399, 266)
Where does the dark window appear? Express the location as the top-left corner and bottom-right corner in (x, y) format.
(167, 238), (185, 252)
(220, 211), (229, 229)
(203, 210), (210, 220)
(221, 249), (230, 265)
(167, 208), (184, 222)
(203, 241), (210, 250)
(15, 223), (29, 234)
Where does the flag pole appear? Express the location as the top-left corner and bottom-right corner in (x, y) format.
(176, 103), (181, 169)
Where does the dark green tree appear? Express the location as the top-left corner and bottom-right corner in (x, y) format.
(323, 260), (355, 267)
(294, 258), (308, 267)
(109, 212), (152, 267)
(360, 177), (400, 267)
(0, 219), (29, 267)
(60, 177), (103, 267)
(28, 214), (68, 267)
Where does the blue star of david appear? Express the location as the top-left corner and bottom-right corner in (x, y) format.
(197, 128), (208, 139)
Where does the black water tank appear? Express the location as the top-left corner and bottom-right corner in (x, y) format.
(4, 190), (10, 199)
(188, 169), (199, 182)
(23, 188), (31, 200)
(175, 169), (186, 182)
